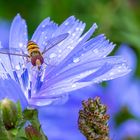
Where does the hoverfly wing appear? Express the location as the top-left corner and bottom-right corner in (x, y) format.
(0, 47), (29, 57)
(42, 33), (69, 54)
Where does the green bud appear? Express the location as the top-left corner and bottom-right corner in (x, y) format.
(0, 111), (10, 140)
(0, 98), (18, 130)
(25, 125), (42, 140)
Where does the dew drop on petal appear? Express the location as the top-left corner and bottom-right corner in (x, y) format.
(109, 72), (114, 76)
(19, 43), (23, 47)
(73, 57), (80, 63)
(93, 49), (99, 53)
(15, 65), (20, 70)
(49, 53), (57, 58)
(76, 27), (79, 31)
(117, 69), (121, 72)
(72, 33), (76, 36)
(68, 30), (72, 34)
(72, 84), (76, 88)
(78, 38), (82, 41)
(64, 22), (69, 26)
(58, 50), (62, 53)
(42, 24), (45, 28)
(67, 45), (74, 50)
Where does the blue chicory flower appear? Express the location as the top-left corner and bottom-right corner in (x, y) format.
(105, 45), (140, 139)
(104, 44), (139, 116)
(0, 14), (130, 110)
(115, 120), (140, 140)
(38, 45), (140, 140)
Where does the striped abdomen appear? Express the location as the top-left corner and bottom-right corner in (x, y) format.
(27, 40), (41, 56)
(27, 41), (44, 67)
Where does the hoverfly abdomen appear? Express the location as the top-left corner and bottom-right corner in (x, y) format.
(27, 41), (40, 56)
(27, 41), (44, 68)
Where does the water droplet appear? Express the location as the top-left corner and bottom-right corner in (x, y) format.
(118, 66), (122, 69)
(109, 72), (114, 76)
(118, 69), (122, 72)
(19, 43), (23, 47)
(72, 33), (76, 36)
(15, 65), (20, 70)
(76, 27), (79, 31)
(73, 57), (80, 63)
(58, 50), (62, 53)
(93, 49), (99, 53)
(64, 22), (69, 25)
(49, 53), (57, 58)
(79, 38), (82, 41)
(68, 30), (72, 34)
(42, 24), (45, 28)
(67, 45), (71, 49)
(72, 84), (76, 88)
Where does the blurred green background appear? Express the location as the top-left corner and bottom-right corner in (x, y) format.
(0, 0), (140, 139)
(0, 0), (140, 75)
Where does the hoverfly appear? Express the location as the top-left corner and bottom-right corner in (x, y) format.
(0, 33), (69, 70)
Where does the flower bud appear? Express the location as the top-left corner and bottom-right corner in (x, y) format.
(25, 125), (42, 140)
(78, 97), (110, 140)
(0, 111), (9, 139)
(0, 98), (18, 130)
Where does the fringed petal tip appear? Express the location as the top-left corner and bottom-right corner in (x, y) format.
(15, 13), (21, 19)
(92, 23), (98, 29)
